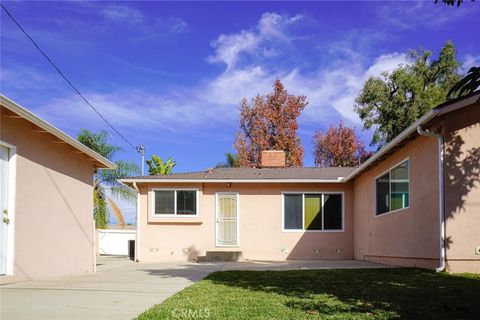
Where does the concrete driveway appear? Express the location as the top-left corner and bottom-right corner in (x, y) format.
(0, 256), (389, 320)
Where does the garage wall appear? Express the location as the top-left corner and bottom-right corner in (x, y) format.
(1, 107), (95, 284)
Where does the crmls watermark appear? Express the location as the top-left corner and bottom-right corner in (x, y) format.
(171, 308), (211, 318)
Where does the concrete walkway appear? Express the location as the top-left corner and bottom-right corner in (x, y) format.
(0, 257), (389, 320)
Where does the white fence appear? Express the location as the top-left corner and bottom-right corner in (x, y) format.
(98, 229), (136, 256)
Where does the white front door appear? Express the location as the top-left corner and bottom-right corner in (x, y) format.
(216, 193), (239, 246)
(1, 145), (10, 275)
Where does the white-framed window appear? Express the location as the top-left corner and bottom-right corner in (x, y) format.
(283, 192), (343, 232)
(375, 159), (410, 216)
(152, 189), (198, 216)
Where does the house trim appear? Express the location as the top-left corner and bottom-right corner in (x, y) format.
(0, 140), (17, 276)
(121, 178), (345, 184)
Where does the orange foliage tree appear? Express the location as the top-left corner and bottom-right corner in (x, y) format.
(313, 121), (372, 167)
(235, 79), (307, 167)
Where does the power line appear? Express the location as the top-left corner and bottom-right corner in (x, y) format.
(1, 3), (138, 152)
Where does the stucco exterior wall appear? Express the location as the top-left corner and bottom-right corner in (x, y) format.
(137, 182), (354, 262)
(442, 102), (480, 273)
(353, 135), (441, 269)
(1, 107), (96, 284)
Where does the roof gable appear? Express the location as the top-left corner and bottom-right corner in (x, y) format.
(1, 95), (116, 169)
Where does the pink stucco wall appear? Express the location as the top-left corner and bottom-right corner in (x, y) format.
(442, 102), (480, 273)
(353, 103), (480, 273)
(353, 135), (441, 269)
(137, 182), (354, 262)
(1, 107), (96, 284)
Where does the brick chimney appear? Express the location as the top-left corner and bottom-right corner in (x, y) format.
(261, 150), (286, 168)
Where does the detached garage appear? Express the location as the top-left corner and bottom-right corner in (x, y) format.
(0, 95), (115, 284)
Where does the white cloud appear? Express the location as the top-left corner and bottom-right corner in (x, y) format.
(379, 1), (470, 30)
(208, 12), (302, 71)
(208, 31), (260, 71)
(463, 54), (480, 72)
(365, 53), (407, 78)
(257, 12), (302, 39)
(102, 5), (144, 24)
(168, 17), (189, 33)
(3, 12), (409, 142)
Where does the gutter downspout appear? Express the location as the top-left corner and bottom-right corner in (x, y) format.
(133, 182), (140, 262)
(417, 126), (445, 272)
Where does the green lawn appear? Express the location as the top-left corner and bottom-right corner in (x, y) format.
(137, 268), (480, 320)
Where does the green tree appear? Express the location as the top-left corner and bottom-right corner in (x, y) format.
(146, 155), (176, 175)
(78, 129), (139, 228)
(215, 152), (240, 168)
(355, 41), (461, 148)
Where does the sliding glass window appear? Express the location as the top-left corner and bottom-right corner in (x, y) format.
(153, 190), (197, 216)
(283, 193), (343, 231)
(375, 159), (409, 216)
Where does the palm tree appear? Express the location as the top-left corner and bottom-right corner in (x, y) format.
(78, 129), (139, 228)
(215, 152), (240, 168)
(146, 155), (176, 175)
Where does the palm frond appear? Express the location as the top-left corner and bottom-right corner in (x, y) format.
(77, 129), (122, 159)
(99, 160), (140, 185)
(110, 185), (137, 202)
(107, 197), (126, 227)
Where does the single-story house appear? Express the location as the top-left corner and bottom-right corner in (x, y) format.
(120, 92), (480, 273)
(0, 95), (115, 284)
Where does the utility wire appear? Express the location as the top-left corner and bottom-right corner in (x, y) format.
(1, 3), (138, 152)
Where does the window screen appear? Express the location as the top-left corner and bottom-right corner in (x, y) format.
(155, 191), (175, 215)
(391, 160), (409, 211)
(284, 194), (302, 230)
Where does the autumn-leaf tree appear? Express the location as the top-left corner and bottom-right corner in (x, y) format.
(313, 121), (372, 167)
(235, 79), (307, 167)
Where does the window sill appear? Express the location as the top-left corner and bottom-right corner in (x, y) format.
(282, 229), (344, 233)
(375, 206), (409, 218)
(147, 214), (202, 224)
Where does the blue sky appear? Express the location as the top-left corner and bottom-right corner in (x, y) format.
(1, 1), (479, 223)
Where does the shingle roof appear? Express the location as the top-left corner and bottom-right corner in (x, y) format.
(123, 167), (356, 182)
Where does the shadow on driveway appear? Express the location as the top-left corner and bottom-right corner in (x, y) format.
(0, 256), (391, 320)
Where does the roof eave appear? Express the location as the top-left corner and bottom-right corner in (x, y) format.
(435, 91), (480, 116)
(343, 109), (439, 182)
(118, 178), (345, 184)
(1, 95), (116, 169)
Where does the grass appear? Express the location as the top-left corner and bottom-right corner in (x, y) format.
(137, 268), (480, 319)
